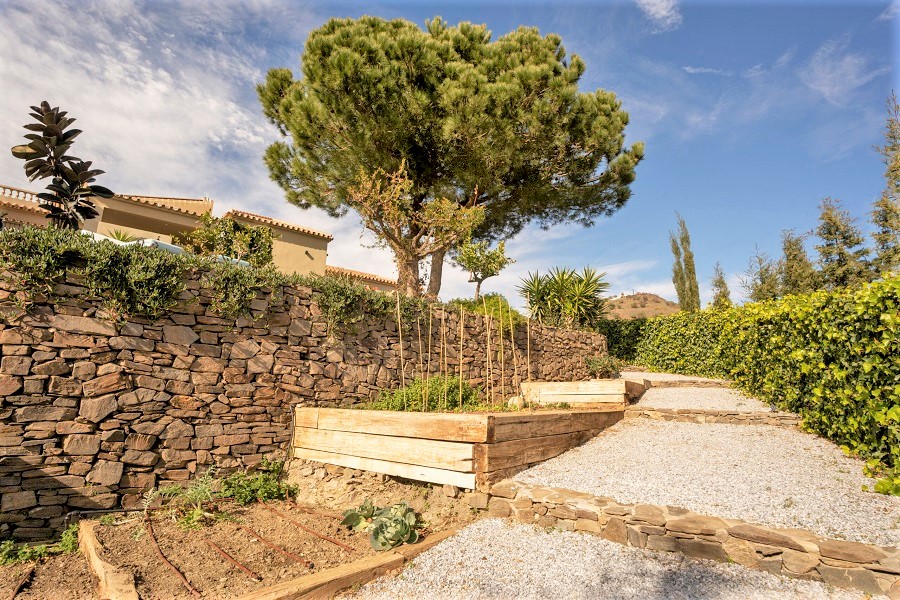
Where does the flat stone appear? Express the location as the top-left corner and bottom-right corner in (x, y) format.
(467, 492), (489, 510)
(549, 505), (578, 520)
(728, 524), (805, 551)
(67, 493), (119, 509)
(83, 372), (130, 398)
(122, 450), (158, 466)
(782, 549), (820, 574)
(490, 480), (521, 499)
(667, 515), (728, 536)
(48, 376), (82, 396)
(163, 325), (199, 346)
(50, 314), (117, 336)
(1, 490), (37, 511)
(230, 339), (260, 359)
(126, 433), (156, 451)
(818, 539), (887, 564)
(817, 565), (884, 596)
(63, 434), (101, 455)
(31, 359), (70, 376)
(86, 460), (124, 486)
(1, 356), (32, 375)
(191, 357), (226, 373)
(15, 406), (77, 422)
(677, 538), (729, 562)
(79, 394), (118, 423)
(0, 374), (22, 395)
(723, 538), (759, 568)
(603, 517), (627, 544)
(248, 354), (274, 374)
(646, 535), (679, 552)
(631, 504), (667, 527)
(487, 498), (510, 517)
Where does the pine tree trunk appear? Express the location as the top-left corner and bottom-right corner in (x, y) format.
(474, 280), (482, 300)
(426, 248), (446, 298)
(396, 256), (421, 297)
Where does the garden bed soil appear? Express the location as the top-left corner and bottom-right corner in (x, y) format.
(0, 551), (95, 600)
(93, 500), (378, 599)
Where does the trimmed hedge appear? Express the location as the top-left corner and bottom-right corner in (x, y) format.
(635, 277), (900, 493)
(595, 318), (647, 362)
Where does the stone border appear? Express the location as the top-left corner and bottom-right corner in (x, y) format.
(624, 407), (802, 427)
(469, 481), (899, 598)
(234, 527), (461, 600)
(78, 520), (139, 600)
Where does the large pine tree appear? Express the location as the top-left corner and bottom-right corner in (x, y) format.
(815, 197), (870, 290)
(778, 230), (818, 296)
(872, 92), (900, 276)
(741, 247), (780, 302)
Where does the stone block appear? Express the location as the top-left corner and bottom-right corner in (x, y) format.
(231, 339), (261, 359)
(163, 325), (199, 346)
(1, 490), (37, 511)
(86, 460), (124, 486)
(818, 540), (887, 564)
(467, 492), (489, 510)
(782, 549), (820, 574)
(50, 314), (116, 336)
(126, 433), (156, 451)
(0, 374), (22, 395)
(67, 493), (119, 509)
(79, 394), (118, 423)
(248, 354), (274, 374)
(15, 406), (77, 422)
(677, 538), (729, 562)
(122, 450), (158, 466)
(1, 356), (32, 375)
(490, 480), (521, 499)
(83, 372), (130, 398)
(63, 434), (101, 455)
(728, 524), (805, 552)
(667, 515), (728, 536)
(603, 517), (628, 544)
(646, 534), (679, 552)
(48, 376), (82, 396)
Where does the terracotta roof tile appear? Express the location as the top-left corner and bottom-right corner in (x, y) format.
(224, 210), (333, 241)
(115, 194), (212, 216)
(326, 265), (397, 286)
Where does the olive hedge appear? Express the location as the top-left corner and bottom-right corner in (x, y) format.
(635, 277), (900, 494)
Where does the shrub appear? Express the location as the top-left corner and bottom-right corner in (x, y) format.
(585, 354), (623, 379)
(595, 318), (647, 362)
(220, 459), (297, 505)
(341, 499), (421, 551)
(635, 277), (900, 493)
(176, 212), (276, 267)
(366, 376), (484, 412)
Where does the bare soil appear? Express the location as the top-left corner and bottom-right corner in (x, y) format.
(93, 500), (380, 599)
(0, 552), (95, 600)
(606, 292), (679, 319)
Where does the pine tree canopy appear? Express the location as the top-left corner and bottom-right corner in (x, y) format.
(258, 16), (643, 295)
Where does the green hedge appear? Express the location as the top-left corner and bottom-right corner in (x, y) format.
(635, 277), (900, 493)
(595, 318), (647, 362)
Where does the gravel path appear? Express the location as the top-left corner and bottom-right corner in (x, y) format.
(625, 371), (728, 384)
(352, 519), (862, 600)
(514, 420), (900, 547)
(636, 387), (771, 412)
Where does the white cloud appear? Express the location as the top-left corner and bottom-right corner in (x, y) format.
(878, 1), (899, 21)
(682, 66), (732, 76)
(800, 35), (890, 106)
(634, 0), (683, 32)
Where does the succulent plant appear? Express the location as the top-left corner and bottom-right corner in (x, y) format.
(341, 498), (376, 532)
(341, 499), (421, 550)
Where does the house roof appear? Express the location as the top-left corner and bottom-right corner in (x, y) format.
(0, 185), (47, 215)
(326, 265), (397, 287)
(225, 210), (334, 241)
(113, 194), (213, 217)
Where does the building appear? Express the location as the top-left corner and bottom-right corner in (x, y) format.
(0, 183), (396, 290)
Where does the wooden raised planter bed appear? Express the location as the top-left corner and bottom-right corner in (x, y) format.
(292, 406), (624, 491)
(520, 378), (649, 405)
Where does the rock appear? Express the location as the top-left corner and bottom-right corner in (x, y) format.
(83, 372), (130, 398)
(490, 480), (521, 499)
(667, 515), (728, 536)
(782, 549), (820, 574)
(0, 374), (22, 396)
(603, 517), (628, 544)
(15, 406), (77, 422)
(122, 450), (158, 466)
(163, 325), (199, 346)
(63, 434), (101, 455)
(818, 539), (887, 564)
(191, 357), (226, 373)
(79, 394), (118, 422)
(631, 504), (667, 527)
(1, 490), (37, 511)
(248, 354), (275, 374)
(31, 359), (70, 376)
(467, 492), (489, 510)
(1, 356), (32, 375)
(86, 460), (124, 486)
(817, 565), (884, 596)
(507, 396), (525, 409)
(442, 484), (459, 498)
(67, 493), (119, 509)
(50, 314), (117, 336)
(48, 376), (82, 396)
(677, 538), (729, 562)
(727, 524), (805, 551)
(646, 535), (679, 552)
(126, 433), (156, 451)
(230, 339), (260, 359)
(723, 538), (759, 568)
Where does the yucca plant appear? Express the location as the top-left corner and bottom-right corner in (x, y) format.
(518, 267), (608, 329)
(108, 229), (137, 242)
(10, 101), (114, 230)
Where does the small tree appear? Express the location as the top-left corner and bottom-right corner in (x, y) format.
(452, 239), (514, 300)
(872, 92), (900, 276)
(346, 164), (483, 296)
(815, 197), (870, 290)
(177, 213), (276, 267)
(710, 262), (732, 309)
(778, 230), (818, 296)
(10, 102), (113, 229)
(669, 214), (700, 312)
(741, 247), (779, 303)
(518, 267), (608, 329)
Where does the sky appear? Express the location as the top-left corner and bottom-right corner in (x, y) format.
(0, 0), (896, 308)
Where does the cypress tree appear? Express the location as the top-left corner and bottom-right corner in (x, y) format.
(815, 197), (870, 290)
(872, 92), (900, 276)
(710, 262), (732, 309)
(669, 214), (700, 311)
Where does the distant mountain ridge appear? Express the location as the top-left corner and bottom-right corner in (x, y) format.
(605, 292), (679, 320)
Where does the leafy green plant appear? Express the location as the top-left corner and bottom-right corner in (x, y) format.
(366, 376), (485, 412)
(519, 267), (608, 330)
(221, 459), (297, 505)
(585, 354), (623, 379)
(595, 318), (647, 362)
(451, 239), (514, 300)
(342, 499), (421, 551)
(108, 229), (138, 242)
(448, 293), (526, 336)
(0, 540), (49, 565)
(57, 523), (79, 554)
(176, 212), (277, 268)
(158, 469), (219, 529)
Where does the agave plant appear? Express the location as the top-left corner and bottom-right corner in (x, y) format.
(518, 267), (609, 329)
(10, 101), (114, 230)
(341, 499), (421, 550)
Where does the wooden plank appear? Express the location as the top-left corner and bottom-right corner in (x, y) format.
(79, 520), (140, 600)
(294, 427), (474, 471)
(312, 408), (489, 443)
(521, 380), (627, 395)
(536, 392), (626, 404)
(293, 407), (319, 429)
(294, 447), (476, 489)
(490, 410), (621, 442)
(474, 430), (595, 473)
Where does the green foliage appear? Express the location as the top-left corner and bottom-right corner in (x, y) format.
(366, 376), (485, 412)
(221, 459), (297, 505)
(10, 101), (113, 230)
(779, 231), (819, 296)
(741, 246), (779, 303)
(710, 262), (732, 309)
(451, 239), (514, 299)
(816, 197), (871, 290)
(448, 293), (525, 338)
(0, 225), (91, 293)
(872, 92), (900, 276)
(57, 523), (79, 554)
(595, 318), (647, 362)
(635, 276), (900, 494)
(584, 354), (623, 379)
(518, 267), (608, 329)
(108, 229), (138, 242)
(201, 261), (280, 319)
(342, 499), (421, 551)
(176, 212), (276, 268)
(259, 15), (643, 296)
(0, 540), (49, 565)
(670, 214), (700, 312)
(159, 469), (219, 530)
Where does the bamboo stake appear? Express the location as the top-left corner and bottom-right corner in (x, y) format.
(204, 539), (262, 582)
(441, 309), (448, 411)
(239, 525), (312, 567)
(146, 519), (201, 598)
(526, 317), (532, 381)
(510, 308), (521, 394)
(499, 299), (506, 402)
(395, 292), (406, 409)
(483, 296), (493, 407)
(287, 501), (342, 520)
(262, 503), (355, 553)
(426, 305), (433, 411)
(458, 308), (464, 408)
(416, 316), (425, 410)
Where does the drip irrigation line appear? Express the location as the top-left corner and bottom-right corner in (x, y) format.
(262, 503), (355, 553)
(287, 501), (342, 520)
(146, 519), (201, 598)
(204, 539), (262, 582)
(238, 525), (313, 567)
(7, 563), (35, 600)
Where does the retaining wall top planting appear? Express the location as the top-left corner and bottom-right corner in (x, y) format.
(0, 271), (605, 539)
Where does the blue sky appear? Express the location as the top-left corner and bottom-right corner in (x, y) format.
(0, 0), (895, 307)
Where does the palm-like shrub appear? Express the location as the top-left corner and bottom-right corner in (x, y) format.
(518, 267), (608, 329)
(10, 102), (114, 230)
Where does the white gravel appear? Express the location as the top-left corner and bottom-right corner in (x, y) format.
(636, 387), (771, 412)
(625, 371), (728, 383)
(352, 519), (863, 600)
(514, 420), (900, 547)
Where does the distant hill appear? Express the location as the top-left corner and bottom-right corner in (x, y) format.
(604, 292), (679, 320)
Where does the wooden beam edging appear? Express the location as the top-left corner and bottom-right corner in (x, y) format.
(78, 520), (140, 600)
(624, 407), (801, 428)
(475, 481), (900, 598)
(233, 527), (462, 600)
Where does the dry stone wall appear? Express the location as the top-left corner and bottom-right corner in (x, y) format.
(0, 272), (605, 539)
